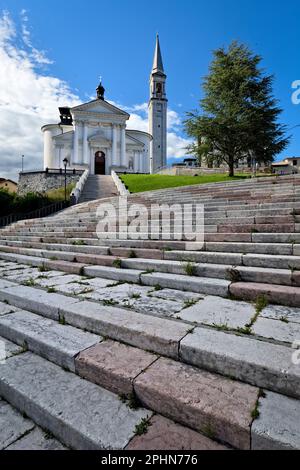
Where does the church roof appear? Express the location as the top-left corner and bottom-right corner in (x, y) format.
(152, 34), (165, 74)
(71, 99), (130, 117)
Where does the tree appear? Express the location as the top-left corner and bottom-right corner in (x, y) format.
(184, 41), (289, 176)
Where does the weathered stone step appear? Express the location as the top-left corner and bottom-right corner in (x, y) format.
(125, 415), (227, 450)
(205, 242), (295, 255)
(22, 213), (295, 230)
(121, 258), (295, 286)
(4, 239), (296, 268)
(180, 327), (300, 399)
(75, 340), (257, 449)
(0, 310), (101, 371)
(165, 249), (300, 269)
(230, 282), (300, 307)
(0, 282), (190, 358)
(1, 280), (299, 404)
(0, 245), (121, 267)
(0, 398), (66, 450)
(0, 251), (231, 296)
(2, 244), (298, 286)
(0, 352), (150, 450)
(252, 391), (300, 450)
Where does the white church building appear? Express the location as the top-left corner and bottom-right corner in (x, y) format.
(41, 36), (167, 175)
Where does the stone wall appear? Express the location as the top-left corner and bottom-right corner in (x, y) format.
(18, 171), (81, 196)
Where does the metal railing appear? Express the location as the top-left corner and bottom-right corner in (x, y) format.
(20, 168), (84, 176)
(0, 200), (70, 228)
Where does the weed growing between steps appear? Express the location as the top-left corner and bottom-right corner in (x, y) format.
(72, 240), (87, 246)
(183, 262), (197, 276)
(119, 392), (141, 410)
(112, 259), (122, 269)
(134, 418), (151, 436)
(226, 268), (242, 282)
(251, 389), (266, 420)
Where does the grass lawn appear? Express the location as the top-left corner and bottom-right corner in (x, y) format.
(46, 183), (76, 202)
(120, 173), (250, 193)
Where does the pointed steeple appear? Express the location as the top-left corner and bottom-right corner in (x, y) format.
(152, 34), (164, 74)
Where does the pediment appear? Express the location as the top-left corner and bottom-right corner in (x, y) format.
(71, 99), (129, 117)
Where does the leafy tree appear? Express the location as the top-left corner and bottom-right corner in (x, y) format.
(185, 41), (289, 176)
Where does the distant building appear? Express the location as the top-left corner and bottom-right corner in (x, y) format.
(0, 178), (17, 193)
(272, 156), (300, 175)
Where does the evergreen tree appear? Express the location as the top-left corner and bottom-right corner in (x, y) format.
(185, 41), (289, 176)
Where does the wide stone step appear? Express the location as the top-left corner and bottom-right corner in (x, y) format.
(230, 282), (300, 307)
(7, 242), (297, 285)
(0, 251), (231, 296)
(1, 236), (300, 268)
(252, 391), (300, 450)
(75, 340), (257, 449)
(3, 294), (297, 449)
(0, 398), (66, 450)
(121, 258), (295, 286)
(180, 327), (300, 399)
(0, 352), (150, 450)
(1, 280), (299, 403)
(0, 282), (190, 359)
(0, 310), (101, 371)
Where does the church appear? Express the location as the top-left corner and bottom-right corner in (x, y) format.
(41, 36), (167, 175)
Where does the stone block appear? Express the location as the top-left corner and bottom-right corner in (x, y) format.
(180, 327), (300, 399)
(76, 340), (157, 395)
(0, 352), (151, 450)
(252, 391), (300, 450)
(134, 357), (258, 449)
(126, 415), (228, 450)
(179, 296), (255, 329)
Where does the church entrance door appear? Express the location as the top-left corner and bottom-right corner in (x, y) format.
(95, 151), (106, 175)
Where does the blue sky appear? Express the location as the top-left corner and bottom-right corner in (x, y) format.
(1, 0), (300, 179)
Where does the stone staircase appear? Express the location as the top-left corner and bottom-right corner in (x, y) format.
(79, 175), (119, 203)
(0, 174), (299, 450)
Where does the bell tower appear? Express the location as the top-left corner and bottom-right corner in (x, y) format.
(149, 35), (167, 173)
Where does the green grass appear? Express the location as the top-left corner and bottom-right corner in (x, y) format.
(46, 183), (76, 202)
(120, 174), (249, 193)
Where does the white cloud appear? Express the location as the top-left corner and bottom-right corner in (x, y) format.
(0, 11), (190, 181)
(0, 11), (80, 180)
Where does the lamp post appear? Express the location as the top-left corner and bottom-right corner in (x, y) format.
(63, 158), (68, 204)
(21, 155), (24, 173)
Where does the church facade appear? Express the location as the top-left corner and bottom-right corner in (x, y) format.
(41, 36), (167, 175)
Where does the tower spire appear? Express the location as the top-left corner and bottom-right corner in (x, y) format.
(152, 34), (164, 74)
(149, 35), (167, 173)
